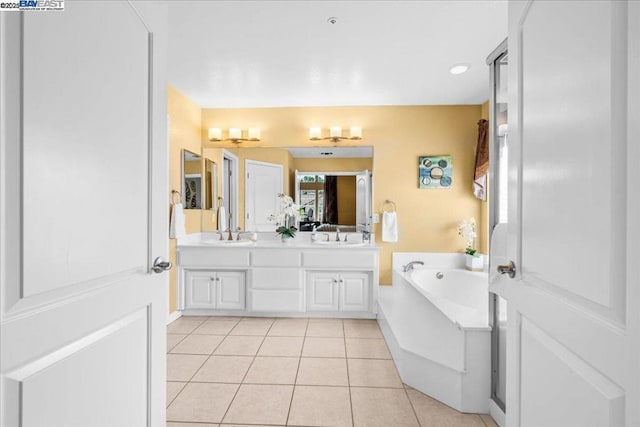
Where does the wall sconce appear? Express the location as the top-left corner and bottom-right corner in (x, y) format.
(309, 126), (362, 143)
(208, 127), (261, 143)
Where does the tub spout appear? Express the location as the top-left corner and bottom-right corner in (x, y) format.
(402, 261), (424, 272)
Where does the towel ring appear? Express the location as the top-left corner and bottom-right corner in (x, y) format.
(383, 199), (396, 212)
(171, 190), (181, 205)
(217, 196), (224, 209)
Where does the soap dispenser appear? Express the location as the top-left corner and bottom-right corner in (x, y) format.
(311, 225), (318, 242)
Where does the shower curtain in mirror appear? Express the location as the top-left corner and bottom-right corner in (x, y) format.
(323, 176), (338, 224)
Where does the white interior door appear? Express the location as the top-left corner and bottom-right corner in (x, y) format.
(1, 2), (168, 426)
(355, 170), (371, 232)
(245, 160), (284, 232)
(498, 1), (640, 426)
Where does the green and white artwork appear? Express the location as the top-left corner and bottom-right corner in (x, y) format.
(419, 155), (453, 189)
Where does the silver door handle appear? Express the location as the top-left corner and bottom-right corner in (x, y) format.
(152, 256), (172, 274)
(497, 261), (516, 278)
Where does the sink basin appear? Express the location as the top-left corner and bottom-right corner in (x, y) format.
(313, 241), (367, 247)
(200, 239), (253, 246)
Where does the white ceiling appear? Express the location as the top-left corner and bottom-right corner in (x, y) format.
(287, 146), (373, 158)
(167, 1), (507, 108)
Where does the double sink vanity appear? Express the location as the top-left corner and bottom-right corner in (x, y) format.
(176, 232), (380, 318)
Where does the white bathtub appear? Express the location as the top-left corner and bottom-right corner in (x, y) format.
(377, 253), (491, 413)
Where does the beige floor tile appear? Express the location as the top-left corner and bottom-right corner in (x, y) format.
(481, 414), (499, 427)
(166, 382), (186, 407)
(214, 335), (264, 356)
(257, 336), (304, 357)
(191, 355), (253, 383)
(302, 337), (346, 358)
(167, 317), (206, 334)
(306, 320), (344, 337)
(167, 354), (208, 381)
(170, 334), (224, 355)
(229, 318), (274, 336)
(345, 338), (392, 359)
(166, 382), (238, 423)
(167, 334), (187, 352)
(222, 384), (293, 425)
(348, 359), (403, 388)
(351, 387), (419, 427)
(344, 319), (378, 326)
(243, 356), (299, 384)
(193, 319), (240, 335)
(288, 385), (352, 427)
(344, 322), (383, 339)
(407, 389), (486, 427)
(166, 423), (218, 427)
(296, 357), (348, 386)
(267, 318), (308, 336)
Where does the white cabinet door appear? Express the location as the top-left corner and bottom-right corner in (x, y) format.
(216, 271), (246, 310)
(185, 271), (216, 309)
(339, 273), (370, 312)
(306, 273), (339, 311)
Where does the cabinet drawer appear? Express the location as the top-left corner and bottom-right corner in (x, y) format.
(302, 251), (375, 268)
(251, 250), (301, 267)
(179, 249), (250, 267)
(250, 290), (304, 312)
(251, 268), (302, 290)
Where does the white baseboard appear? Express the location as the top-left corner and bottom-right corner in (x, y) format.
(488, 398), (505, 427)
(167, 311), (182, 325)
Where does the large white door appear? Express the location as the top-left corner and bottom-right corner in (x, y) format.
(1, 2), (168, 426)
(245, 160), (283, 232)
(495, 1), (640, 426)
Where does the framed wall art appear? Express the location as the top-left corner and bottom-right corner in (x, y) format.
(419, 155), (453, 189)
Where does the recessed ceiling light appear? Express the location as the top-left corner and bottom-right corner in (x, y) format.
(449, 63), (470, 75)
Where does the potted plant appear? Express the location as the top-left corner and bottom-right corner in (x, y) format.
(457, 218), (483, 271)
(268, 193), (300, 242)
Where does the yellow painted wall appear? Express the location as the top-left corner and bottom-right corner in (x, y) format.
(337, 175), (357, 224)
(480, 100), (490, 255)
(168, 85), (202, 312)
(201, 105), (484, 284)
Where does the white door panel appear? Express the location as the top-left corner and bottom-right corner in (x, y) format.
(245, 160), (283, 232)
(1, 2), (168, 426)
(503, 1), (639, 425)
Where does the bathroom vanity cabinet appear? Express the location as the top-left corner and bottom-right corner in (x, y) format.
(176, 236), (379, 318)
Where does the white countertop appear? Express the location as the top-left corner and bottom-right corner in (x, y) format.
(177, 232), (379, 250)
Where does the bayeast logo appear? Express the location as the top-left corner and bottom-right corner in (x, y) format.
(0, 0), (64, 10)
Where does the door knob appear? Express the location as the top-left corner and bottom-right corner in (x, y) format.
(496, 261), (516, 278)
(152, 257), (172, 274)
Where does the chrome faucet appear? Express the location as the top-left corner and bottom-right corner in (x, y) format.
(218, 229), (225, 240)
(226, 228), (233, 241)
(335, 227), (341, 242)
(402, 261), (424, 272)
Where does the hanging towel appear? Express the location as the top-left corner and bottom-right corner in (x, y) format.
(382, 211), (398, 243)
(169, 203), (186, 239)
(473, 119), (489, 200)
(217, 205), (227, 231)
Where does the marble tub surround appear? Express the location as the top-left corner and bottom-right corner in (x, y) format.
(166, 316), (497, 427)
(379, 252), (491, 413)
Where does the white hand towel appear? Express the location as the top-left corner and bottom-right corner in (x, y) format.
(169, 203), (186, 238)
(382, 211), (398, 242)
(217, 206), (227, 231)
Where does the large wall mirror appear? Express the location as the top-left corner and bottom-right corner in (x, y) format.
(201, 145), (373, 233)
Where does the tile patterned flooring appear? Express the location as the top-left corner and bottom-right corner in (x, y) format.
(166, 316), (498, 427)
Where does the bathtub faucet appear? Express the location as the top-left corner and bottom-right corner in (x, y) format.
(402, 261), (424, 272)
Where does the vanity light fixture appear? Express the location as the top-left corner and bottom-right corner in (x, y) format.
(208, 127), (261, 143)
(309, 126), (363, 143)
